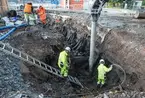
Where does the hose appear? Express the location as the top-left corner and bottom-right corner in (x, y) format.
(73, 38), (84, 49)
(111, 64), (126, 85)
(70, 33), (76, 42)
(0, 24), (27, 40)
(75, 40), (84, 51)
(72, 38), (82, 50)
(78, 39), (87, 52)
(67, 32), (76, 44)
(0, 28), (16, 40)
(0, 25), (15, 30)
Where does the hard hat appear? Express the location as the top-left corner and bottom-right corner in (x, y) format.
(99, 59), (105, 64)
(65, 47), (71, 52)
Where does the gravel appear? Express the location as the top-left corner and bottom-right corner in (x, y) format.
(0, 52), (29, 97)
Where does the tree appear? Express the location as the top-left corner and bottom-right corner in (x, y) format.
(109, 0), (124, 3)
(108, 0), (123, 7)
(0, 0), (8, 15)
(143, 0), (145, 6)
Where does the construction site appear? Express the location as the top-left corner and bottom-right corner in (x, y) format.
(1, 0), (145, 98)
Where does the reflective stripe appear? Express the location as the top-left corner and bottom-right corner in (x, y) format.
(58, 51), (68, 68)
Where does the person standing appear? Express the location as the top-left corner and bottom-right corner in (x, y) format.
(23, 3), (35, 25)
(36, 6), (47, 25)
(58, 47), (71, 77)
(97, 59), (113, 88)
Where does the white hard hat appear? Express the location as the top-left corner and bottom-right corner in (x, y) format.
(65, 47), (71, 52)
(99, 59), (105, 63)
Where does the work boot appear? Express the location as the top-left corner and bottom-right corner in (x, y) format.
(97, 83), (100, 88)
(63, 76), (68, 79)
(100, 84), (104, 88)
(43, 24), (46, 28)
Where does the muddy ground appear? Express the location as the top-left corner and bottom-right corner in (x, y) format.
(0, 14), (121, 97)
(58, 12), (145, 91)
(1, 12), (145, 97)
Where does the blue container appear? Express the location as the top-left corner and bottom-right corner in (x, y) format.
(51, 0), (59, 5)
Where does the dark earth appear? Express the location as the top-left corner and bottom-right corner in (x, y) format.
(0, 11), (145, 97)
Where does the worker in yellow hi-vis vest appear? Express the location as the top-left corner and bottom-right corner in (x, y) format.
(97, 59), (113, 88)
(58, 47), (70, 77)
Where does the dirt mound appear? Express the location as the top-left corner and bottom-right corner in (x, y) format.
(101, 29), (145, 91)
(0, 52), (28, 97)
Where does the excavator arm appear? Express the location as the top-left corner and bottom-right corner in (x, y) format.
(91, 0), (109, 21)
(89, 0), (108, 72)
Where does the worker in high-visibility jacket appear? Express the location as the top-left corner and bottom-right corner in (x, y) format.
(36, 6), (47, 25)
(23, 3), (35, 25)
(58, 47), (70, 77)
(97, 59), (113, 87)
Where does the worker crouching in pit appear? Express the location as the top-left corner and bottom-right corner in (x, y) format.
(97, 59), (113, 88)
(58, 47), (71, 77)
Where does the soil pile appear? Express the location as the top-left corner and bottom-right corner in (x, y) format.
(101, 29), (145, 91)
(95, 91), (145, 98)
(0, 52), (28, 97)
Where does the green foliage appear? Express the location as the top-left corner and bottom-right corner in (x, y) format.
(107, 0), (124, 7)
(143, 0), (145, 6)
(109, 0), (124, 3)
(108, 0), (134, 8)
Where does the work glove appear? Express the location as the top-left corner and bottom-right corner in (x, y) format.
(110, 65), (113, 69)
(60, 62), (64, 68)
(111, 64), (114, 67)
(68, 64), (71, 69)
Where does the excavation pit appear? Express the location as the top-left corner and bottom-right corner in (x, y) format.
(0, 17), (125, 97)
(1, 14), (144, 97)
